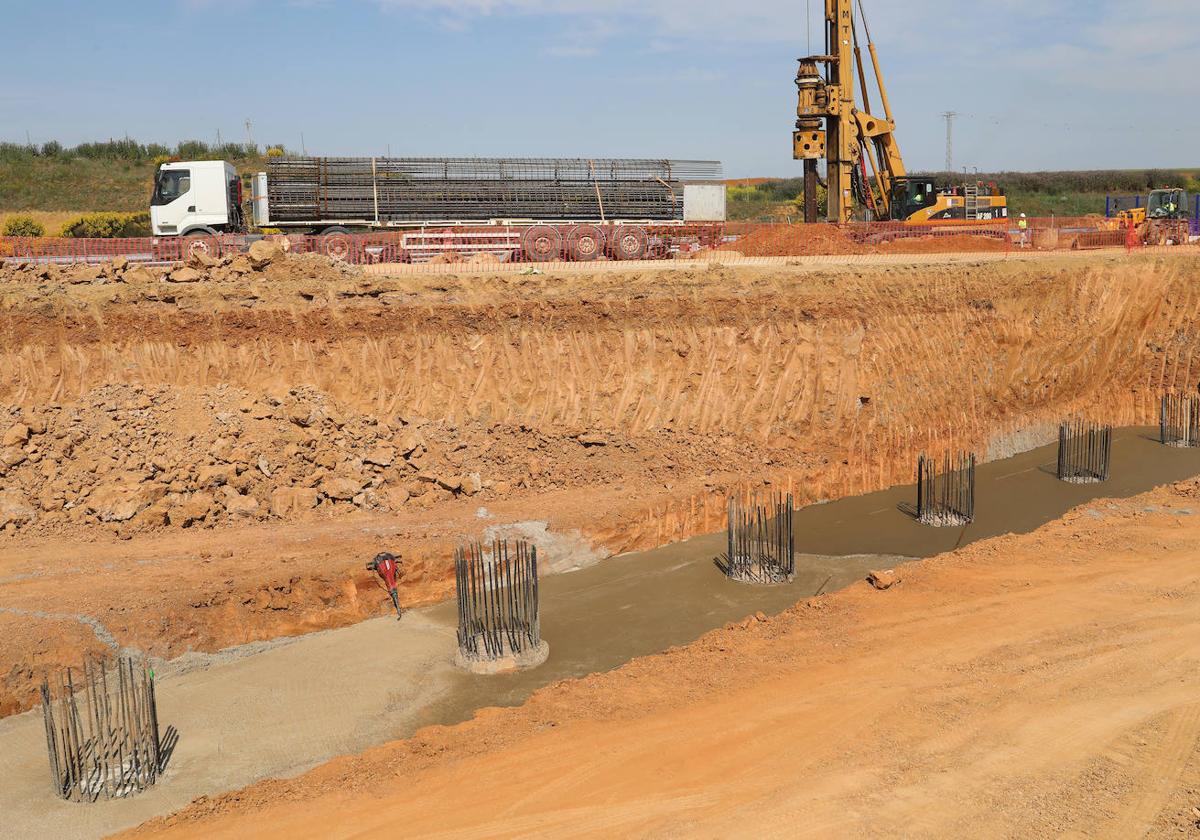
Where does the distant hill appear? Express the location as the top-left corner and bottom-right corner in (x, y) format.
(0, 139), (282, 215)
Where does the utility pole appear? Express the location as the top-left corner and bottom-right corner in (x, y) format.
(942, 111), (957, 173)
(245, 119), (254, 149)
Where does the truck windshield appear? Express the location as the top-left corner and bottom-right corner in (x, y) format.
(152, 170), (191, 206)
(1147, 190), (1184, 218)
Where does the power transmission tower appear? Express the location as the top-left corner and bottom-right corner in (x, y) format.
(942, 111), (957, 173)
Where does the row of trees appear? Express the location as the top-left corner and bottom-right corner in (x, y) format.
(0, 139), (289, 164)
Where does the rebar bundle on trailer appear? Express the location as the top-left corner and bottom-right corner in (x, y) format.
(1161, 393), (1200, 447)
(916, 452), (976, 527)
(724, 493), (795, 584)
(455, 539), (541, 661)
(1057, 420), (1112, 483)
(40, 655), (161, 802)
(267, 157), (723, 223)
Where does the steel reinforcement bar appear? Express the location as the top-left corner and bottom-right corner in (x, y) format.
(916, 452), (976, 527)
(724, 493), (796, 584)
(40, 655), (161, 802)
(1057, 420), (1112, 483)
(1161, 393), (1200, 447)
(266, 157), (723, 223)
(454, 539), (541, 660)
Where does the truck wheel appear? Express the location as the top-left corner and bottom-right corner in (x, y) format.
(567, 225), (605, 261)
(184, 232), (218, 260)
(609, 226), (648, 261)
(319, 228), (353, 261)
(522, 226), (562, 262)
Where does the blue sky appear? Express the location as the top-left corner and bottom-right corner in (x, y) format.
(1, 0), (1196, 177)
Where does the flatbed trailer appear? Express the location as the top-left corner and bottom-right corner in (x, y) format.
(152, 156), (727, 262)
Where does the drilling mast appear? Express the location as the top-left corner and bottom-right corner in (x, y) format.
(794, 0), (905, 223)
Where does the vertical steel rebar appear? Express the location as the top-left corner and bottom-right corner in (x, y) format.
(40, 655), (160, 802)
(453, 539), (541, 662)
(916, 452), (976, 526)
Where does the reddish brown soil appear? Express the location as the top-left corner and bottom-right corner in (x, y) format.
(125, 479), (1200, 839)
(881, 233), (1010, 253)
(3, 252), (1200, 719)
(720, 223), (869, 256)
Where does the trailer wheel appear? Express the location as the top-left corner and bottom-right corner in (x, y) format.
(567, 225), (605, 261)
(319, 228), (353, 261)
(609, 226), (648, 261)
(522, 226), (562, 262)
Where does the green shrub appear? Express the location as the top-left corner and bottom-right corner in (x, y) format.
(2, 215), (46, 237)
(60, 212), (151, 238)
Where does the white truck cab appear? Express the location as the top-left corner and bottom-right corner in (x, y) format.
(150, 160), (243, 237)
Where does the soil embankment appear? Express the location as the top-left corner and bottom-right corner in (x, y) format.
(127, 478), (1200, 839)
(2, 252), (1200, 715)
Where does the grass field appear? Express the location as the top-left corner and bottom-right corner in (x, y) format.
(0, 140), (274, 221)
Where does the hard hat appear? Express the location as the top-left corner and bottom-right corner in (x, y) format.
(1020, 213), (1026, 218)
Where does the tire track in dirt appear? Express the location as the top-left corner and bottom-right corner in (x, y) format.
(1095, 702), (1200, 839)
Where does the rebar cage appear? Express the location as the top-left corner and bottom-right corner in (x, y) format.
(724, 493), (796, 584)
(454, 539), (541, 661)
(1161, 393), (1200, 447)
(1058, 420), (1112, 483)
(267, 157), (723, 224)
(916, 452), (976, 527)
(40, 655), (161, 802)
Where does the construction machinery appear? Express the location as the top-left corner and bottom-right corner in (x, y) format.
(1106, 188), (1196, 245)
(793, 0), (1008, 224)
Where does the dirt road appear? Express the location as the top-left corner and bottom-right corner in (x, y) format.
(130, 479), (1200, 839)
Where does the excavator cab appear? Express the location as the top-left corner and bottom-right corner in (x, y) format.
(888, 178), (937, 221)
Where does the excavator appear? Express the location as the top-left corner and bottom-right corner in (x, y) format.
(794, 0), (1008, 225)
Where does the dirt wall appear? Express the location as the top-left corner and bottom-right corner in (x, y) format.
(2, 253), (1200, 715)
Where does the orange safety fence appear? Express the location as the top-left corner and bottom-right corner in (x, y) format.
(0, 217), (1194, 273)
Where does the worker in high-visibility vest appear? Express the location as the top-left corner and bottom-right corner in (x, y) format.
(1018, 213), (1030, 247)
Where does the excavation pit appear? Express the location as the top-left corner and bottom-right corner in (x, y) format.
(5, 429), (1200, 839)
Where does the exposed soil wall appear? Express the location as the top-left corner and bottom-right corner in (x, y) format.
(2, 252), (1200, 715)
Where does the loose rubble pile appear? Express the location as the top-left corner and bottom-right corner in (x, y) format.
(0, 384), (484, 536)
(0, 383), (779, 537)
(0, 239), (358, 286)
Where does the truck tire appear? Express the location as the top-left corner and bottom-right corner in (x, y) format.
(184, 231), (219, 260)
(522, 226), (562, 262)
(567, 225), (605, 261)
(319, 227), (353, 261)
(609, 226), (648, 261)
